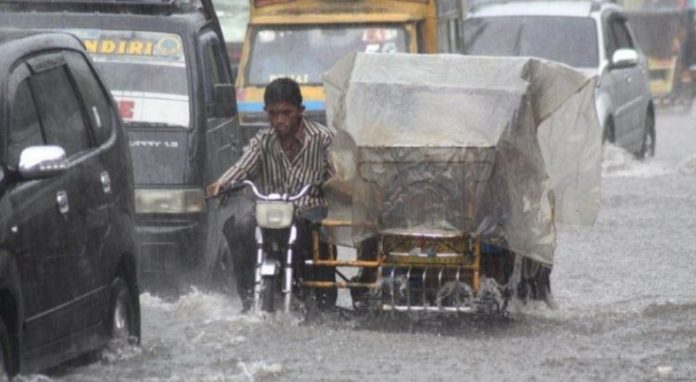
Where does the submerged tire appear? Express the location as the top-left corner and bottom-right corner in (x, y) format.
(638, 112), (656, 159)
(108, 278), (138, 344)
(261, 277), (276, 313)
(602, 119), (615, 144)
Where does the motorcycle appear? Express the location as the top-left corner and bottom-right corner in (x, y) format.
(240, 180), (311, 313)
(215, 180), (336, 315)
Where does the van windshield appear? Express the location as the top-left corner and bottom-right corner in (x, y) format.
(247, 25), (408, 86)
(68, 29), (190, 128)
(462, 16), (599, 68)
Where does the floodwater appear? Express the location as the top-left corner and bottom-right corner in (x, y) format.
(17, 107), (696, 381)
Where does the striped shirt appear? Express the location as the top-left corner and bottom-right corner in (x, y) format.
(217, 118), (334, 212)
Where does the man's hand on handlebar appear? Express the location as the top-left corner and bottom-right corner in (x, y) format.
(206, 181), (224, 199)
(206, 181), (249, 200)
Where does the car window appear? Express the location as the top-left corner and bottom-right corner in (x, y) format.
(64, 51), (115, 145)
(609, 16), (634, 50)
(29, 60), (91, 157)
(462, 16), (599, 68)
(8, 77), (44, 167)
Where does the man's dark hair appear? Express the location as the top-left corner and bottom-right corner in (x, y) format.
(264, 77), (303, 107)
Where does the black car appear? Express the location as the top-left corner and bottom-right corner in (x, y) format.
(0, 0), (241, 291)
(0, 29), (140, 377)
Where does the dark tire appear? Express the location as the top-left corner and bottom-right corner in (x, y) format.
(602, 119), (615, 144)
(260, 276), (275, 313)
(0, 318), (14, 379)
(108, 278), (138, 344)
(312, 264), (337, 310)
(638, 112), (656, 159)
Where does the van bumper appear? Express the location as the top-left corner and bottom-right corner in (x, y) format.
(135, 214), (206, 277)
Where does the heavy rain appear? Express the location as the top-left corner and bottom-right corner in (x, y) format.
(10, 108), (690, 382)
(1, 0), (696, 381)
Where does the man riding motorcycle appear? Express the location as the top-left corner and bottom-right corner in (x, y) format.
(206, 77), (336, 312)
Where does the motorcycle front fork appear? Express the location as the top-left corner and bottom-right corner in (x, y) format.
(253, 225), (298, 313)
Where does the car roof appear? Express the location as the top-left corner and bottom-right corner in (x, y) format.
(0, 28), (84, 74)
(0, 0), (208, 35)
(0, 0), (192, 15)
(0, 11), (203, 41)
(469, 1), (621, 17)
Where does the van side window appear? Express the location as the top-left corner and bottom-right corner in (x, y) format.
(64, 51), (115, 145)
(8, 78), (44, 167)
(29, 62), (90, 156)
(201, 31), (232, 115)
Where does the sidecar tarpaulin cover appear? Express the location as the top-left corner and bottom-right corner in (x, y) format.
(321, 53), (601, 266)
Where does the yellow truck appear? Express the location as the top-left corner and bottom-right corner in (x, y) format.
(623, 3), (695, 109)
(235, 0), (466, 127)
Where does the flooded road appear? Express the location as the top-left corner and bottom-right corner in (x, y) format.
(19, 108), (696, 381)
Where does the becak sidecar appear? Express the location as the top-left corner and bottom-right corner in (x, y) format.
(301, 53), (602, 316)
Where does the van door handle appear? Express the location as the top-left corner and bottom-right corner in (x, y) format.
(57, 190), (69, 216)
(100, 171), (112, 194)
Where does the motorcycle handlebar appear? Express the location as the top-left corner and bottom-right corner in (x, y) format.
(205, 181), (247, 200)
(207, 180), (320, 201)
(244, 180), (315, 201)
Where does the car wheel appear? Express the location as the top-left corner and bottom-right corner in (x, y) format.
(638, 112), (656, 159)
(602, 119), (615, 144)
(108, 278), (137, 344)
(0, 318), (14, 379)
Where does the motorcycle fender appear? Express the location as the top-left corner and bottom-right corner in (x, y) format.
(260, 259), (280, 276)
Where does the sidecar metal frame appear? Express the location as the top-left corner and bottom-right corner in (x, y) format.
(301, 221), (512, 315)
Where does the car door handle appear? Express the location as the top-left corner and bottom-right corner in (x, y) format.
(57, 190), (69, 216)
(100, 171), (112, 194)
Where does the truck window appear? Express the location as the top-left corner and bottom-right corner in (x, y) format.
(247, 25), (408, 86)
(67, 29), (191, 129)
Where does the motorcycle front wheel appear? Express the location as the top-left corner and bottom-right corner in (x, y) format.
(261, 276), (276, 313)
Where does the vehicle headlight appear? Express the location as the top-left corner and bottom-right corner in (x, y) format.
(135, 188), (206, 214)
(255, 201), (294, 228)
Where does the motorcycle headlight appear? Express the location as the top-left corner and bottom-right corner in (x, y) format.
(255, 201), (294, 228)
(135, 188), (206, 214)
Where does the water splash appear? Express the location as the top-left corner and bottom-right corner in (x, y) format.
(677, 154), (696, 174)
(601, 144), (671, 178)
(238, 360), (283, 380)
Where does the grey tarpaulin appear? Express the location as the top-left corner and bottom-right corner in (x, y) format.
(321, 53), (601, 265)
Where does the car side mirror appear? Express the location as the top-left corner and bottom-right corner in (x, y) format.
(610, 48), (639, 69)
(214, 83), (236, 118)
(18, 145), (68, 180)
